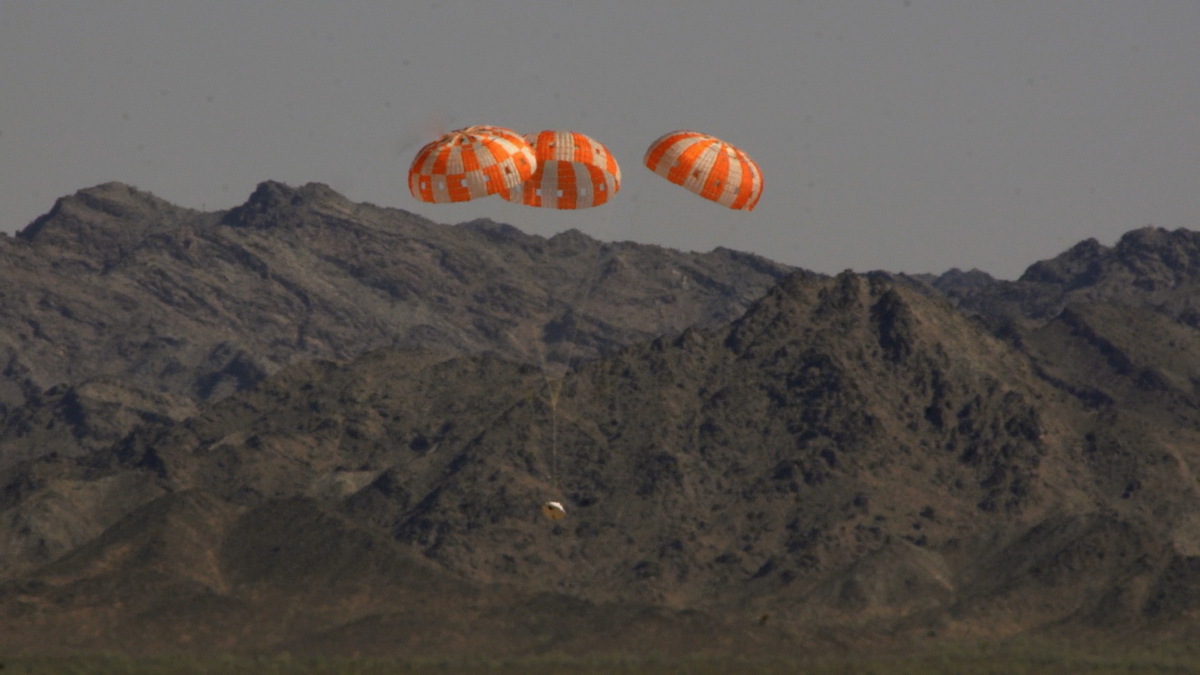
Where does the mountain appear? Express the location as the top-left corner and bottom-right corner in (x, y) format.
(3, 184), (1200, 657)
(922, 227), (1200, 479)
(0, 181), (790, 467)
(930, 226), (1200, 323)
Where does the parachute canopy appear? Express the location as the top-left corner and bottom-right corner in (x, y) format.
(501, 130), (621, 209)
(643, 130), (763, 211)
(408, 126), (537, 203)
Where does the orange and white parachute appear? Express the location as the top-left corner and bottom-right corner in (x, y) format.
(408, 126), (537, 203)
(643, 131), (763, 211)
(500, 130), (621, 209)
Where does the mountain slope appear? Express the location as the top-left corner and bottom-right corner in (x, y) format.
(9, 270), (1200, 653)
(0, 181), (790, 466)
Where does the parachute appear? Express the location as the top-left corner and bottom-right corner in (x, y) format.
(500, 130), (621, 209)
(406, 126), (763, 523)
(494, 130), (622, 519)
(643, 130), (763, 211)
(408, 126), (537, 203)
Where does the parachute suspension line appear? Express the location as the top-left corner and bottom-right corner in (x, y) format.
(410, 128), (624, 522)
(558, 215), (613, 382)
(546, 216), (611, 497)
(547, 375), (562, 493)
(551, 392), (560, 492)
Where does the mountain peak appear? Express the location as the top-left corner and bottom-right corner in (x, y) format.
(455, 217), (533, 243)
(1113, 226), (1200, 272)
(221, 181), (354, 229)
(1018, 227), (1200, 290)
(17, 182), (182, 244)
(1018, 237), (1106, 286)
(248, 180), (346, 207)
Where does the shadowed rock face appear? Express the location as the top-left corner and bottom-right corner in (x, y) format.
(3, 183), (1200, 657)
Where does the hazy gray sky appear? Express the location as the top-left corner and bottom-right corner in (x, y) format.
(3, 2), (1198, 278)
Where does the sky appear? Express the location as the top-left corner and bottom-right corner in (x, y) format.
(2, 2), (1198, 279)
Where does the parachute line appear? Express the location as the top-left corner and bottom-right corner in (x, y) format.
(545, 220), (610, 497)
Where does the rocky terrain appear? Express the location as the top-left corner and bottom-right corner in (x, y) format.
(2, 182), (1200, 658)
(0, 181), (787, 469)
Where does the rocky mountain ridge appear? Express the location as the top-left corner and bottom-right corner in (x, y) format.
(2, 184), (1200, 656)
(0, 181), (789, 468)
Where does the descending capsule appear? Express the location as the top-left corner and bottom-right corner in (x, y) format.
(541, 501), (567, 521)
(643, 130), (763, 211)
(408, 126), (537, 203)
(500, 130), (621, 209)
